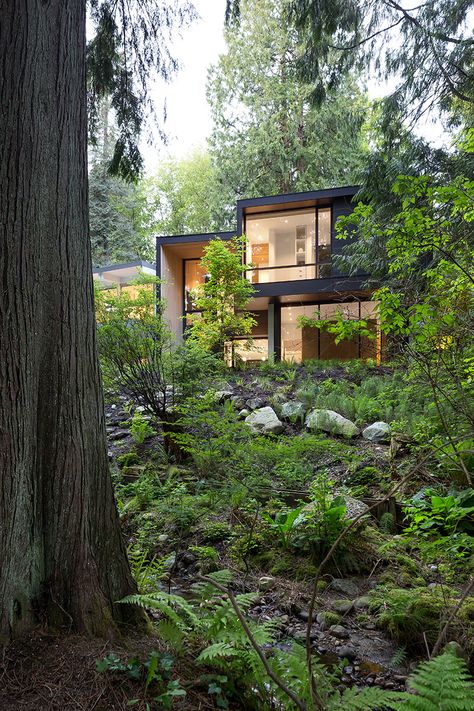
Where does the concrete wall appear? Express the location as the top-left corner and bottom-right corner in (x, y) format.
(160, 246), (183, 341)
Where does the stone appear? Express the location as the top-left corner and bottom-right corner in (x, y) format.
(238, 408), (250, 419)
(338, 646), (357, 660)
(163, 553), (176, 571)
(280, 400), (306, 422)
(343, 496), (370, 520)
(157, 534), (169, 543)
(353, 596), (371, 610)
(215, 390), (233, 403)
(230, 395), (245, 410)
(329, 624), (350, 639)
(305, 409), (359, 438)
(298, 609), (310, 621)
(108, 429), (130, 441)
(362, 421), (391, 443)
(246, 397), (266, 410)
(330, 579), (360, 597)
(245, 407), (284, 435)
(332, 599), (353, 614)
(258, 575), (276, 591)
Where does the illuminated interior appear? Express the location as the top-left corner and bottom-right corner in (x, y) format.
(281, 301), (380, 363)
(245, 207), (332, 283)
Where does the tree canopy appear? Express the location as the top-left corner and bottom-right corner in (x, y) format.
(208, 0), (371, 201)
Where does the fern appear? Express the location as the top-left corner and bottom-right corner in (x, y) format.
(329, 686), (405, 710)
(398, 650), (474, 711)
(119, 591), (200, 629)
(196, 642), (239, 662)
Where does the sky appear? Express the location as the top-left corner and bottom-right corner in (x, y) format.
(146, 0), (228, 171)
(145, 0), (450, 173)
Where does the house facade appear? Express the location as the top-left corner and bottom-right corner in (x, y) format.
(156, 186), (381, 363)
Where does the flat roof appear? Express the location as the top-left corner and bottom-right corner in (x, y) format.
(237, 185), (360, 211)
(156, 230), (235, 246)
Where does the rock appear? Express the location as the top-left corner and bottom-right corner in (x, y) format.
(215, 390), (233, 403)
(330, 579), (360, 597)
(280, 400), (306, 422)
(298, 609), (310, 622)
(258, 575), (275, 591)
(343, 496), (370, 520)
(362, 421), (391, 443)
(329, 624), (350, 640)
(108, 428), (130, 441)
(305, 409), (359, 438)
(444, 641), (468, 660)
(157, 534), (169, 543)
(332, 599), (353, 614)
(111, 404), (117, 410)
(338, 646), (357, 660)
(353, 596), (371, 610)
(389, 433), (414, 458)
(163, 553), (176, 571)
(238, 408), (250, 419)
(230, 395), (246, 410)
(246, 397), (266, 410)
(245, 407), (284, 435)
(181, 552), (196, 566)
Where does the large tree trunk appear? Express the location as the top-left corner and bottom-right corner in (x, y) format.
(0, 0), (140, 640)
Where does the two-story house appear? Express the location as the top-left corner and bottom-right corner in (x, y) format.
(156, 186), (381, 363)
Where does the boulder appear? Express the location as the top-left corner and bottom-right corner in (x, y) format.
(332, 599), (354, 614)
(330, 579), (359, 597)
(305, 409), (359, 438)
(329, 624), (350, 640)
(258, 575), (276, 591)
(230, 395), (246, 410)
(245, 407), (284, 435)
(246, 397), (266, 410)
(343, 496), (370, 520)
(362, 421), (391, 443)
(215, 390), (234, 403)
(238, 408), (250, 420)
(280, 400), (306, 422)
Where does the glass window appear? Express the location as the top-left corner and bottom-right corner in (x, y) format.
(317, 208), (331, 277)
(246, 209), (316, 283)
(280, 301), (381, 363)
(234, 338), (268, 363)
(184, 259), (207, 312)
(281, 305), (319, 363)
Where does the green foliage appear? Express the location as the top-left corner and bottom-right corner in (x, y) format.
(130, 410), (155, 445)
(187, 237), (256, 356)
(399, 649), (474, 711)
(132, 148), (231, 235)
(127, 545), (166, 594)
(88, 2), (196, 180)
(337, 170), (474, 474)
(209, 0), (370, 202)
(96, 275), (221, 455)
(368, 586), (465, 651)
(289, 0), (474, 125)
(403, 488), (474, 562)
(262, 506), (305, 549)
(297, 373), (433, 431)
(96, 650), (186, 709)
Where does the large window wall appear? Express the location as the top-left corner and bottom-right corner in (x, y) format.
(184, 258), (207, 313)
(281, 301), (380, 363)
(245, 207), (331, 284)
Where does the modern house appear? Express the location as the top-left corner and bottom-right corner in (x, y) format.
(156, 186), (381, 363)
(93, 260), (156, 296)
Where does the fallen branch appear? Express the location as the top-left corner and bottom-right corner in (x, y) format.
(197, 574), (308, 711)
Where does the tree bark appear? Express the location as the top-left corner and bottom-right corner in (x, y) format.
(0, 0), (141, 640)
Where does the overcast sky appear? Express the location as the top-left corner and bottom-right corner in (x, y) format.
(146, 0), (227, 171)
(145, 0), (449, 173)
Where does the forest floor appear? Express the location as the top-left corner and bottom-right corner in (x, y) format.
(1, 360), (472, 710)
